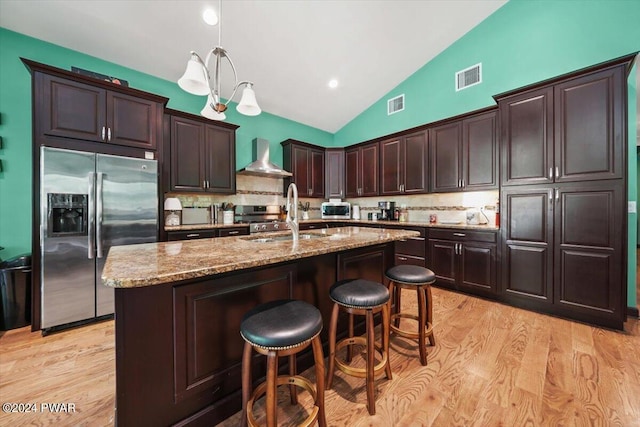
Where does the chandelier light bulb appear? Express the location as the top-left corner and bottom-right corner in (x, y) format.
(202, 9), (218, 26)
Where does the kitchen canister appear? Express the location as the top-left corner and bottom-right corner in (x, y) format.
(223, 210), (234, 224)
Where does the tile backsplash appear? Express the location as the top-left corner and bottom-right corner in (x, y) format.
(166, 175), (499, 224)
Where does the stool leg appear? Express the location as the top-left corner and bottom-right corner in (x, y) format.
(326, 302), (339, 389)
(266, 351), (278, 427)
(289, 354), (298, 405)
(365, 309), (376, 415)
(382, 303), (392, 380)
(426, 284), (436, 346)
(241, 341), (253, 427)
(394, 284), (402, 328)
(311, 336), (327, 427)
(346, 313), (354, 363)
(417, 286), (428, 366)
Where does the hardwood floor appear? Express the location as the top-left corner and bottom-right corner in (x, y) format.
(1, 287), (638, 426)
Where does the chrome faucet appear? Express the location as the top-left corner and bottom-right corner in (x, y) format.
(286, 182), (299, 242)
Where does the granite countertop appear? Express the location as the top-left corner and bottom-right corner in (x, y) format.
(103, 226), (419, 289)
(165, 219), (499, 232)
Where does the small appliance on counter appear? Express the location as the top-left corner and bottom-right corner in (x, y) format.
(466, 209), (489, 225)
(321, 200), (351, 219)
(378, 201), (397, 221)
(164, 198), (182, 226)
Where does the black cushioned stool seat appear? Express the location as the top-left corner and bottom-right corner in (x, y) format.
(385, 265), (436, 366)
(326, 279), (392, 416)
(240, 299), (326, 427)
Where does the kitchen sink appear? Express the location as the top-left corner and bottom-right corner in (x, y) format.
(244, 233), (329, 243)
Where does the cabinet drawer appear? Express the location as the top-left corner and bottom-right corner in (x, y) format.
(218, 227), (249, 237)
(168, 230), (217, 241)
(429, 228), (496, 243)
(394, 254), (425, 267)
(395, 236), (426, 257)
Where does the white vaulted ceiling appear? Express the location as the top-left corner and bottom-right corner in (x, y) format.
(0, 0), (507, 133)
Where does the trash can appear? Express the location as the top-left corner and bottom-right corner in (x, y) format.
(0, 254), (32, 330)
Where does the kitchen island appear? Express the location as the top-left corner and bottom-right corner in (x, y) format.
(102, 226), (419, 426)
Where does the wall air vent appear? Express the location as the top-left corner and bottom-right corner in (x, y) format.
(387, 94), (405, 115)
(456, 63), (482, 91)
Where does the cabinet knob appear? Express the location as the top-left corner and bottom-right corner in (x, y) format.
(101, 126), (106, 141)
(227, 230), (239, 235)
(453, 233), (466, 237)
(186, 233), (200, 238)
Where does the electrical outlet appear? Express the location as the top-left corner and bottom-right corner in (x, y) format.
(628, 201), (636, 213)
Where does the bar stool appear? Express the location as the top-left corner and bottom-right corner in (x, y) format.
(326, 279), (392, 415)
(385, 265), (436, 366)
(240, 299), (326, 427)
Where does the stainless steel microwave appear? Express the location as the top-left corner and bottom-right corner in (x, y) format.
(321, 202), (351, 219)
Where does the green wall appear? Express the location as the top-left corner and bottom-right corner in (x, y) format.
(334, 0), (640, 310)
(0, 28), (331, 259)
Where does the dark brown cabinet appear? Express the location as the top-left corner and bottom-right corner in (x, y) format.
(168, 110), (237, 194)
(167, 226), (249, 241)
(325, 148), (345, 198)
(393, 227), (427, 267)
(428, 228), (498, 297)
(499, 66), (624, 187)
(496, 56), (631, 329)
(380, 131), (428, 195)
(282, 140), (325, 198)
(501, 182), (624, 328)
(345, 141), (379, 197)
(429, 110), (498, 193)
(37, 73), (163, 150)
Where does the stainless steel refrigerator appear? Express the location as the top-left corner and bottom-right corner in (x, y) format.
(40, 147), (158, 331)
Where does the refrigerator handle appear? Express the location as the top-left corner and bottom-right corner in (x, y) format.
(96, 172), (104, 258)
(88, 172), (96, 259)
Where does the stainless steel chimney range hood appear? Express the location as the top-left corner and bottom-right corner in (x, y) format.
(237, 138), (293, 178)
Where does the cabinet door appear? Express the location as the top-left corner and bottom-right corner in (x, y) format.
(459, 242), (497, 296)
(554, 67), (623, 182)
(403, 131), (428, 193)
(428, 239), (457, 289)
(501, 186), (553, 305)
(291, 145), (310, 195)
(170, 117), (206, 192)
(40, 74), (106, 142)
(380, 137), (402, 195)
(553, 183), (623, 321)
(500, 87), (554, 186)
(344, 147), (360, 197)
(206, 125), (236, 194)
(309, 148), (325, 197)
(107, 92), (159, 149)
(463, 111), (498, 190)
(325, 149), (345, 198)
(360, 143), (379, 196)
(430, 122), (461, 192)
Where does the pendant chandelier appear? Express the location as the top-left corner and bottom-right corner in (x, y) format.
(177, 0), (261, 121)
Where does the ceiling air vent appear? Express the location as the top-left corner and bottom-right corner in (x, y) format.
(387, 94), (404, 115)
(456, 63), (482, 91)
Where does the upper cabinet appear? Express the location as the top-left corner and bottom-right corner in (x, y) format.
(27, 60), (166, 151)
(282, 139), (325, 198)
(325, 148), (345, 199)
(345, 141), (379, 197)
(380, 131), (428, 195)
(167, 110), (238, 194)
(498, 65), (624, 186)
(429, 110), (498, 193)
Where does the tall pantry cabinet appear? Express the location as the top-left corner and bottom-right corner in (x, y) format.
(497, 55), (633, 330)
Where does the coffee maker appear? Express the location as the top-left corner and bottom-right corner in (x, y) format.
(378, 201), (396, 221)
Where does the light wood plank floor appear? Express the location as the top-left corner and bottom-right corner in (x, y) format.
(1, 287), (638, 426)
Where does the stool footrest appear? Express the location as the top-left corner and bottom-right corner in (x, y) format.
(247, 375), (319, 427)
(389, 313), (434, 340)
(334, 336), (388, 379)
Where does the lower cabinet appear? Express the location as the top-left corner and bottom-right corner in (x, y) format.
(392, 226), (427, 267)
(428, 228), (498, 297)
(501, 182), (625, 329)
(167, 226), (249, 241)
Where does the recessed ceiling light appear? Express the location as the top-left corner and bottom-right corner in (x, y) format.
(328, 79), (339, 89)
(202, 8), (218, 26)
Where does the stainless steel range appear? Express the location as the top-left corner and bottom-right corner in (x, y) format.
(234, 205), (291, 233)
